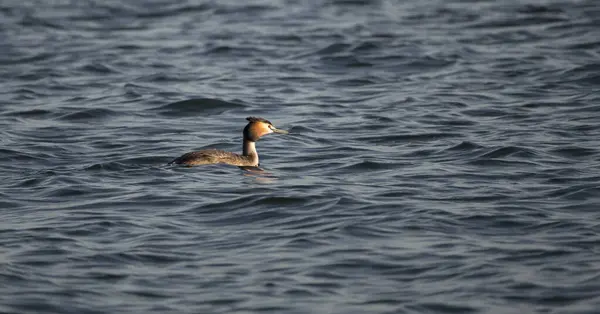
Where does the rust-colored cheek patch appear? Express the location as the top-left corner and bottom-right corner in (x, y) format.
(250, 122), (271, 138)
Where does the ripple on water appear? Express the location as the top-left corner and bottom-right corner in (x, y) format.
(357, 132), (461, 144)
(549, 146), (598, 159)
(3, 108), (53, 118)
(153, 98), (245, 116)
(443, 141), (485, 151)
(57, 108), (118, 122)
(474, 146), (539, 159)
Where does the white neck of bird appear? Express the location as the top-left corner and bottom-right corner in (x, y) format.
(243, 139), (259, 165)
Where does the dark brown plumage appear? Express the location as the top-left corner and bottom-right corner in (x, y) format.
(169, 149), (256, 166)
(246, 116), (272, 124)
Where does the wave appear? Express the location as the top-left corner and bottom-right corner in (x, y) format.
(152, 98), (245, 117)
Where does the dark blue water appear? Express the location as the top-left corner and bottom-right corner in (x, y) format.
(2, 0), (600, 313)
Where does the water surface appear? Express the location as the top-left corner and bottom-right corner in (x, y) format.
(1, 0), (600, 313)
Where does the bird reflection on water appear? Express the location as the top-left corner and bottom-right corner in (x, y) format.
(241, 166), (279, 184)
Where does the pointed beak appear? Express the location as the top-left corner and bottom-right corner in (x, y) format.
(272, 127), (289, 134)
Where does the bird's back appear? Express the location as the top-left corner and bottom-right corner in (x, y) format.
(169, 149), (255, 167)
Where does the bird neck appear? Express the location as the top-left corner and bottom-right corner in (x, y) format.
(242, 139), (259, 165)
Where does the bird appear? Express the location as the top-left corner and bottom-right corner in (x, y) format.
(169, 117), (288, 167)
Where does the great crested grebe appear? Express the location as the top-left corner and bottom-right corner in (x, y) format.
(169, 117), (288, 167)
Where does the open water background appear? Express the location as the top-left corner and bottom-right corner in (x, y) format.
(1, 0), (600, 313)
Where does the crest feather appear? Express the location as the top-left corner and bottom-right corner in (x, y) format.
(246, 116), (272, 125)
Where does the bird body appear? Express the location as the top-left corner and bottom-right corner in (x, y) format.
(170, 117), (287, 167)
